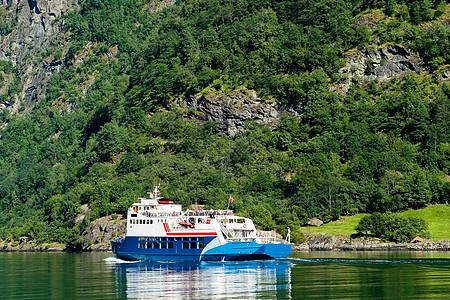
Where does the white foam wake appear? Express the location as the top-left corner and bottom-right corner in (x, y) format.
(104, 256), (139, 264)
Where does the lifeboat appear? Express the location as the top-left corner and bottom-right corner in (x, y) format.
(179, 221), (195, 228)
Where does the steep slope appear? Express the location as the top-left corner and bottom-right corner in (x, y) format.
(0, 0), (448, 249)
(0, 0), (76, 115)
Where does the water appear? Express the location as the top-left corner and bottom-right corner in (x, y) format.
(0, 252), (448, 299)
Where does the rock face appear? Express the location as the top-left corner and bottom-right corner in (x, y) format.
(0, 0), (76, 114)
(0, 236), (64, 252)
(294, 233), (450, 251)
(176, 88), (302, 136)
(81, 215), (126, 251)
(332, 44), (424, 94)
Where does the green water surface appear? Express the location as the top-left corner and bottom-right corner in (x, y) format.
(0, 251), (448, 299)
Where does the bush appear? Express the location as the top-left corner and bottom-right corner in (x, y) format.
(355, 212), (430, 243)
(290, 228), (305, 244)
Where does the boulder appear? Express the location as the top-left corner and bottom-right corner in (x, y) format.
(307, 218), (324, 227)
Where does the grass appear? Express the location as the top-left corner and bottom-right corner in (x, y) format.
(301, 214), (367, 236)
(301, 204), (450, 241)
(400, 205), (450, 240)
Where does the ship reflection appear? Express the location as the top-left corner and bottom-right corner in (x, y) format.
(109, 259), (293, 299)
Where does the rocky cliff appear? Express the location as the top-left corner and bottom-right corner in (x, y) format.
(0, 0), (76, 114)
(175, 45), (425, 136)
(80, 215), (126, 251)
(332, 44), (424, 94)
(175, 88), (303, 136)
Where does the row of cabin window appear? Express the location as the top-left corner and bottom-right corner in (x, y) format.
(138, 241), (204, 249)
(135, 206), (178, 212)
(131, 219), (168, 225)
(221, 219), (245, 223)
(139, 237), (204, 241)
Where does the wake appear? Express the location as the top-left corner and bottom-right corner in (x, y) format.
(104, 256), (139, 264)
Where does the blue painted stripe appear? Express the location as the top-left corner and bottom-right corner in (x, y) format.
(112, 237), (291, 261)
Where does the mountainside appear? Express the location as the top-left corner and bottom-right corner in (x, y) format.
(0, 0), (448, 249)
(0, 0), (76, 115)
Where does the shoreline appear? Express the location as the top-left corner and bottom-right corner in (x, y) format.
(1, 235), (450, 253)
(294, 233), (450, 251)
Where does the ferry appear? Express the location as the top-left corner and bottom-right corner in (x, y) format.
(111, 184), (291, 261)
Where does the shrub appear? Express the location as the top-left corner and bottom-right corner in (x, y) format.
(355, 212), (430, 243)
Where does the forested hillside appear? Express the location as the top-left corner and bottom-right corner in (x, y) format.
(0, 0), (448, 248)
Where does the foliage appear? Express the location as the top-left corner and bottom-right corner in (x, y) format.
(302, 205), (450, 241)
(355, 212), (430, 243)
(0, 0), (448, 246)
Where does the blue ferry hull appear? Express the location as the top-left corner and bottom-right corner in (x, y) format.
(111, 237), (291, 262)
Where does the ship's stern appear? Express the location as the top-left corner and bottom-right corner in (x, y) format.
(256, 243), (292, 258)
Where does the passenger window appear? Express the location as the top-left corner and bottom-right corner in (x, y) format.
(182, 242), (189, 249)
(198, 242), (204, 249)
(190, 242), (196, 249)
(168, 242), (174, 249)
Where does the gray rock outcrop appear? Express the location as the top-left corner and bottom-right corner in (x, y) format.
(0, 0), (76, 114)
(175, 88), (302, 136)
(332, 44), (424, 94)
(81, 215), (126, 251)
(295, 233), (450, 251)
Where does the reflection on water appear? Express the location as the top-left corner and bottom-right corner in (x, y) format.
(0, 252), (448, 299)
(106, 258), (293, 299)
(106, 252), (450, 299)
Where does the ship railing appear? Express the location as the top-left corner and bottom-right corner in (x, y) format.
(220, 223), (235, 240)
(169, 210), (191, 228)
(220, 224), (261, 242)
(185, 209), (233, 217)
(138, 211), (183, 218)
(256, 230), (289, 244)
